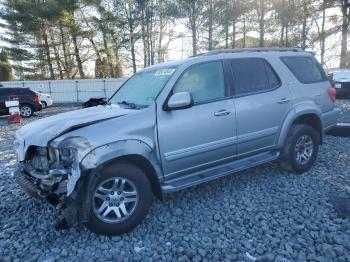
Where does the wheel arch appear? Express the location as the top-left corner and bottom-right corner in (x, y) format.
(80, 140), (163, 199)
(292, 114), (322, 143)
(278, 108), (323, 148)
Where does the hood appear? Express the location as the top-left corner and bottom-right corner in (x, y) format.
(17, 105), (136, 147)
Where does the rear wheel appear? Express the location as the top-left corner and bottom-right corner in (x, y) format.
(279, 124), (319, 174)
(19, 104), (34, 118)
(84, 162), (152, 235)
(41, 101), (47, 109)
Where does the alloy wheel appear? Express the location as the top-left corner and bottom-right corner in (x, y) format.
(295, 134), (314, 165)
(20, 106), (32, 117)
(93, 177), (139, 223)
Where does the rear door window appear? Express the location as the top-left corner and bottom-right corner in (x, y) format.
(281, 56), (327, 83)
(229, 58), (280, 96)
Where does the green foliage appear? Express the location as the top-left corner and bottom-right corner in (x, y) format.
(0, 50), (14, 81)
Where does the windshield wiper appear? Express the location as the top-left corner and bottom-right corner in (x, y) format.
(117, 100), (141, 109)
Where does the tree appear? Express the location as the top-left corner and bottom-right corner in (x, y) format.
(0, 50), (14, 81)
(1, 0), (66, 79)
(339, 0), (350, 68)
(256, 0), (269, 47)
(0, 0), (348, 77)
(178, 0), (204, 56)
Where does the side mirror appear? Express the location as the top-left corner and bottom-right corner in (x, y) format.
(167, 92), (193, 110)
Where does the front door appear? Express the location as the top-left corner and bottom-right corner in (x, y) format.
(157, 61), (237, 179)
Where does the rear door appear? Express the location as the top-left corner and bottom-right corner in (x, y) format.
(229, 57), (293, 156)
(157, 60), (237, 178)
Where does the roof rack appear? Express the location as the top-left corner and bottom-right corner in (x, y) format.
(201, 47), (304, 56)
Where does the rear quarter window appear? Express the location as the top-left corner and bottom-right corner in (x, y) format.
(281, 56), (328, 84)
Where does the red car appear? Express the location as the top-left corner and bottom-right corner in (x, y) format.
(0, 88), (42, 118)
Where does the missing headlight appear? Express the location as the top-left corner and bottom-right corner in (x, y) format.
(59, 147), (77, 166)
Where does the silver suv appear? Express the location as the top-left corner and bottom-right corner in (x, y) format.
(15, 48), (339, 235)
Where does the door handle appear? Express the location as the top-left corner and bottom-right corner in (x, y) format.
(214, 109), (230, 117)
(277, 97), (290, 104)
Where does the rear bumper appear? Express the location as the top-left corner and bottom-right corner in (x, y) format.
(42, 99), (53, 107)
(46, 99), (53, 106)
(334, 82), (350, 98)
(34, 103), (43, 112)
(322, 108), (341, 132)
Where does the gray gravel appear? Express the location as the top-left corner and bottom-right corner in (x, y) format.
(336, 100), (350, 123)
(0, 103), (350, 262)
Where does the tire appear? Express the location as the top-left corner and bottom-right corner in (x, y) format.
(279, 124), (319, 174)
(84, 162), (152, 235)
(19, 104), (34, 118)
(41, 101), (47, 109)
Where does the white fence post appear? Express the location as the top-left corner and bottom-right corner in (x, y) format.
(75, 80), (79, 102)
(48, 81), (52, 96)
(103, 79), (107, 97)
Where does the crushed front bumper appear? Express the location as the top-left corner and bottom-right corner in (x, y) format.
(15, 167), (43, 199)
(15, 165), (90, 227)
(15, 164), (68, 202)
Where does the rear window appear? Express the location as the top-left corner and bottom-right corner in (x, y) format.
(331, 71), (350, 82)
(281, 56), (327, 84)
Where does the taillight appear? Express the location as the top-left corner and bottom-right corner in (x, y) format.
(327, 87), (336, 103)
(34, 95), (40, 104)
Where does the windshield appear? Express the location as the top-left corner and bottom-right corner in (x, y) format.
(109, 68), (176, 108)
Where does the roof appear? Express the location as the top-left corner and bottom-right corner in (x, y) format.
(140, 47), (311, 72)
(200, 47), (305, 56)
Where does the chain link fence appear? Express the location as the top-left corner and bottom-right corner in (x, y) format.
(1, 78), (127, 103)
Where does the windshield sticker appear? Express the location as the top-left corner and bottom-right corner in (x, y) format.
(155, 69), (176, 77)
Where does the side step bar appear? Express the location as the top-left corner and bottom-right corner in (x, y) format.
(161, 151), (279, 193)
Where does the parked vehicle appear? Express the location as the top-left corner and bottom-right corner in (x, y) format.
(83, 97), (108, 108)
(328, 70), (350, 98)
(0, 87), (42, 118)
(34, 91), (53, 108)
(14, 48), (339, 235)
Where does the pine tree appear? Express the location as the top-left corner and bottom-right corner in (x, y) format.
(0, 50), (14, 81)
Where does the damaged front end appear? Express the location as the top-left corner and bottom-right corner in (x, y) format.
(15, 136), (93, 225)
(16, 145), (68, 205)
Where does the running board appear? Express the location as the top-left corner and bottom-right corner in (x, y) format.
(161, 151), (279, 193)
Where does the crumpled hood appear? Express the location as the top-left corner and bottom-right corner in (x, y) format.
(16, 105), (135, 147)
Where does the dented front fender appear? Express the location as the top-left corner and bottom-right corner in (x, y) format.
(80, 140), (162, 180)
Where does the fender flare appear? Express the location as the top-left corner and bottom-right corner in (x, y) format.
(277, 106), (323, 148)
(80, 139), (163, 182)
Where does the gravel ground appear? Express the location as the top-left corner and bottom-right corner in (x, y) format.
(337, 100), (350, 123)
(0, 103), (349, 262)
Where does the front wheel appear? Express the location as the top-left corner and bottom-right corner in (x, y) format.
(84, 162), (152, 235)
(279, 124), (319, 174)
